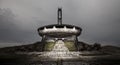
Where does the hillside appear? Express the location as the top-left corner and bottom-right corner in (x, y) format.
(0, 42), (44, 53)
(0, 41), (120, 55)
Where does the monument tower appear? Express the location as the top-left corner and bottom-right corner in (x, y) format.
(38, 8), (82, 51)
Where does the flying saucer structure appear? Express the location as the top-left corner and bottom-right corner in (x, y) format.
(38, 8), (82, 38)
(38, 8), (82, 51)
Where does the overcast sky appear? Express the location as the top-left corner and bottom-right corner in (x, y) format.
(0, 0), (120, 47)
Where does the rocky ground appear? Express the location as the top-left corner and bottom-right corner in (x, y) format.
(0, 41), (120, 65)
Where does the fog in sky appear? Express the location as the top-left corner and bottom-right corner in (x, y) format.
(0, 0), (120, 47)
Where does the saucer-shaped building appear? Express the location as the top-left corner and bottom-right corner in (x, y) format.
(38, 8), (82, 51)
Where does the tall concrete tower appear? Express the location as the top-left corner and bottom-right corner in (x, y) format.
(58, 8), (62, 25)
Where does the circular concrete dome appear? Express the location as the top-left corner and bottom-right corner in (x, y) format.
(38, 24), (82, 37)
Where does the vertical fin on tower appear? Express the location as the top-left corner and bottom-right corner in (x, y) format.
(58, 8), (62, 25)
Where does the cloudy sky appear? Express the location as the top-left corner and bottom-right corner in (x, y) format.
(0, 0), (120, 47)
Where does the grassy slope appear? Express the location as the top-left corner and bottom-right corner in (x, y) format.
(44, 42), (55, 51)
(44, 41), (76, 51)
(64, 41), (76, 51)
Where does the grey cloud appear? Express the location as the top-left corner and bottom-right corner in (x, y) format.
(0, 0), (120, 47)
